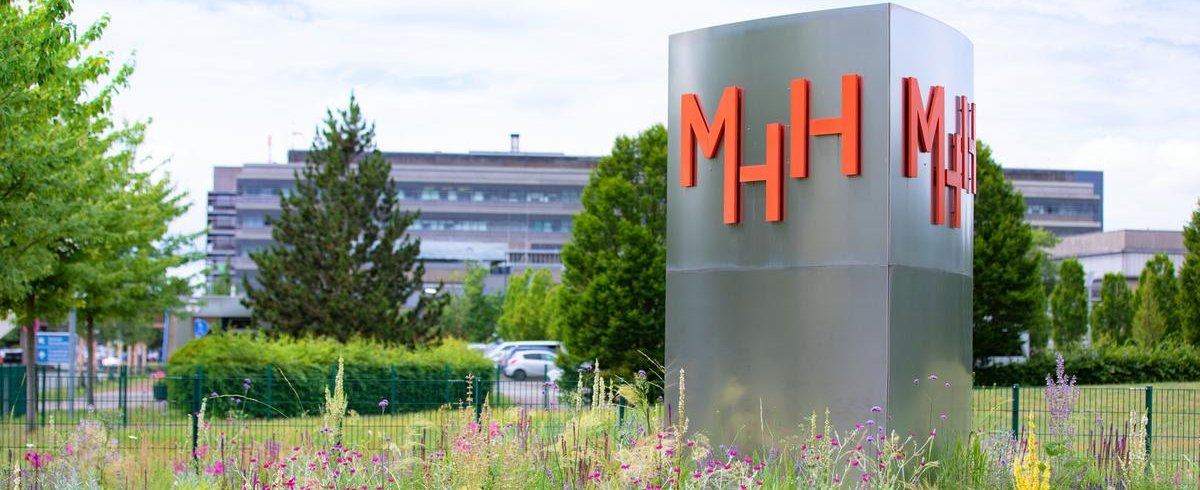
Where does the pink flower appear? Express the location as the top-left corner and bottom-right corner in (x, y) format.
(24, 451), (51, 469)
(63, 443), (75, 456)
(204, 460), (225, 475)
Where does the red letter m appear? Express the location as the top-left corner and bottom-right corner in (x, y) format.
(681, 87), (742, 224)
(902, 77), (948, 226)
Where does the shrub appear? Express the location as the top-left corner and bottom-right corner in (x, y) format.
(974, 341), (1200, 386)
(164, 334), (494, 417)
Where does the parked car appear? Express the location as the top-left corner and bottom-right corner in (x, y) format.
(486, 340), (561, 364)
(0, 349), (21, 365)
(503, 350), (558, 381)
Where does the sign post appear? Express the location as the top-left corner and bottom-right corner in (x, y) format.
(667, 4), (974, 448)
(35, 332), (74, 365)
(67, 309), (77, 417)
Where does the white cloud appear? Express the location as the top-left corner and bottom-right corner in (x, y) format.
(69, 0), (1200, 250)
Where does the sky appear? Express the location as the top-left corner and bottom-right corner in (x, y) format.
(71, 0), (1200, 247)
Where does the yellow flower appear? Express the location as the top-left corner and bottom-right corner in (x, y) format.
(1013, 415), (1050, 490)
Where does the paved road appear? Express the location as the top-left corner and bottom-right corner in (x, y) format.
(495, 377), (565, 408)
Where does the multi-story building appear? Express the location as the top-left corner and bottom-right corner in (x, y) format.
(206, 140), (598, 292)
(1048, 229), (1186, 303)
(1003, 168), (1103, 237)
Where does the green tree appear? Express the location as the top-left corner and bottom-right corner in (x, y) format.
(1133, 254), (1180, 345)
(1050, 258), (1088, 348)
(1180, 199), (1200, 345)
(244, 96), (445, 346)
(0, 0), (140, 431)
(973, 141), (1045, 364)
(497, 268), (559, 340)
(1029, 228), (1060, 356)
(557, 124), (666, 377)
(71, 141), (197, 403)
(207, 258), (233, 296)
(438, 263), (502, 341)
(1090, 272), (1135, 345)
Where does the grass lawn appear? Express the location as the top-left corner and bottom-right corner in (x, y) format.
(973, 381), (1200, 464)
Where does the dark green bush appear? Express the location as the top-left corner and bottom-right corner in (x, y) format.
(974, 342), (1200, 386)
(165, 334), (494, 417)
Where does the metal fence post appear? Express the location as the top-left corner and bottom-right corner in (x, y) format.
(388, 366), (397, 414)
(618, 396), (625, 427)
(265, 365), (274, 420)
(120, 365), (128, 427)
(1145, 385), (1153, 458)
(443, 365), (451, 406)
(473, 376), (482, 422)
(542, 365), (549, 410)
(1011, 384), (1020, 437)
(493, 365), (500, 408)
(191, 365), (204, 463)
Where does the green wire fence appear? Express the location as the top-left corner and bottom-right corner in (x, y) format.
(1, 365), (1198, 466)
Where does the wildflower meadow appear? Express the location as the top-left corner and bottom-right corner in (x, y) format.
(2, 354), (1200, 489)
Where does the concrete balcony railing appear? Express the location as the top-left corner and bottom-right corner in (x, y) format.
(507, 250), (562, 266)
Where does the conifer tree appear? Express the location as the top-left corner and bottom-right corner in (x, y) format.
(245, 96), (445, 346)
(1180, 200), (1200, 344)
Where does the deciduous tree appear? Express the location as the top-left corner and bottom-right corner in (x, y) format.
(557, 125), (666, 377)
(497, 268), (558, 341)
(244, 96), (445, 346)
(1091, 272), (1134, 345)
(0, 0), (142, 431)
(1050, 258), (1088, 348)
(1133, 254), (1179, 345)
(438, 263), (502, 342)
(973, 142), (1046, 364)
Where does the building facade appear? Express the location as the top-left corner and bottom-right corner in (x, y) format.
(206, 145), (598, 292)
(1048, 229), (1186, 302)
(1003, 168), (1103, 237)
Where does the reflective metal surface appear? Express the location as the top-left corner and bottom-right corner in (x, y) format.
(666, 4), (973, 449)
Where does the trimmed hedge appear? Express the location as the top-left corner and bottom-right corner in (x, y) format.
(974, 342), (1200, 386)
(165, 334), (494, 417)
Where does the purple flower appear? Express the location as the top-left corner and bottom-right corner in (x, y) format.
(927, 374), (938, 381)
(870, 406), (882, 413)
(1045, 352), (1080, 439)
(378, 399), (389, 409)
(243, 378), (252, 391)
(636, 370), (647, 379)
(210, 392), (218, 397)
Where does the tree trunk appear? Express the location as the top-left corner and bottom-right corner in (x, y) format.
(86, 312), (96, 406)
(23, 294), (37, 433)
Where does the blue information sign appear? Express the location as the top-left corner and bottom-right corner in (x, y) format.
(193, 318), (209, 338)
(35, 332), (73, 365)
